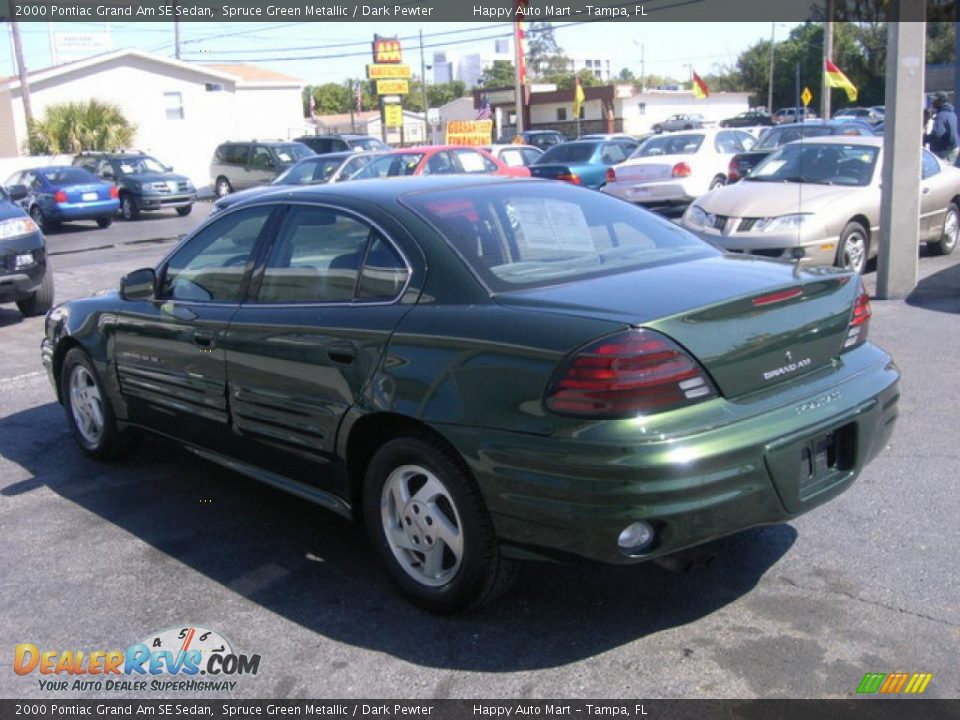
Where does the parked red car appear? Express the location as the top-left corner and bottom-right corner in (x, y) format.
(349, 145), (530, 180)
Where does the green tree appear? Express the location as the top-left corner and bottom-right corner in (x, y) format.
(26, 100), (135, 155)
(427, 81), (467, 108)
(478, 60), (517, 88)
(617, 68), (637, 82)
(543, 69), (603, 92)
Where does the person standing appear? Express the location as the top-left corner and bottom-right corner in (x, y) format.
(924, 92), (959, 164)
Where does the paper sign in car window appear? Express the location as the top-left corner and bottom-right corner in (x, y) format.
(511, 198), (594, 254)
(457, 152), (487, 173)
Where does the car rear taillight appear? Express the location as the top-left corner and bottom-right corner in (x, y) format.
(545, 329), (718, 418)
(556, 173), (581, 185)
(727, 158), (740, 182)
(671, 162), (692, 178)
(605, 167), (616, 183)
(843, 281), (871, 350)
(54, 190), (67, 203)
(109, 185), (119, 199)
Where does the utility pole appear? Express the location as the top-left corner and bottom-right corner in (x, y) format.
(640, 43), (645, 93)
(10, 20), (33, 126)
(794, 63), (800, 122)
(767, 22), (776, 112)
(419, 29), (429, 143)
(173, 0), (181, 59)
(822, 0), (835, 121)
(877, 1), (925, 299)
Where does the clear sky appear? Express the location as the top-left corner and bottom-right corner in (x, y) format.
(3, 21), (800, 86)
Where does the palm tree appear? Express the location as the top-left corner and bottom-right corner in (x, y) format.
(26, 100), (136, 155)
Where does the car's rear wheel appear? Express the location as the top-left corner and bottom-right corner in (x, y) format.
(928, 202), (959, 256)
(215, 177), (232, 198)
(176, 205), (193, 217)
(837, 221), (869, 274)
(364, 435), (515, 613)
(120, 194), (140, 221)
(16, 268), (54, 317)
(61, 348), (136, 460)
(96, 216), (113, 228)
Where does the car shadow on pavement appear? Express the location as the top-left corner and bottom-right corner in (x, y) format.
(0, 403), (796, 672)
(906, 260), (960, 314)
(0, 306), (26, 328)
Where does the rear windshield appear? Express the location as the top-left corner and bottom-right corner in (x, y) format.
(274, 144), (314, 164)
(633, 134), (705, 157)
(403, 183), (715, 292)
(536, 143), (597, 164)
(351, 153), (424, 179)
(40, 168), (98, 184)
(348, 137), (389, 151)
(755, 126), (833, 151)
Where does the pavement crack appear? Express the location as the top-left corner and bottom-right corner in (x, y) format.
(774, 574), (959, 628)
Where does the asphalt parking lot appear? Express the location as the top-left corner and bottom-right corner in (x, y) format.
(1, 206), (958, 699)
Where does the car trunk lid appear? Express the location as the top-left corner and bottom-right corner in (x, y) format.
(494, 254), (859, 399)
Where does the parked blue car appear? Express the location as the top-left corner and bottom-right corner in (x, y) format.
(5, 166), (120, 232)
(530, 139), (637, 189)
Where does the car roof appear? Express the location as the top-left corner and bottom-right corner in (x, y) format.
(789, 135), (883, 147)
(487, 144), (540, 151)
(230, 174), (524, 208)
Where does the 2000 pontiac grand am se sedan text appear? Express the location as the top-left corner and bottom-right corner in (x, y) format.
(41, 177), (900, 612)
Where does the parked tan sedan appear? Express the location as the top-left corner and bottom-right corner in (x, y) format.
(680, 136), (959, 274)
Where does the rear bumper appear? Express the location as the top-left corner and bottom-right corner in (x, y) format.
(603, 179), (699, 205)
(50, 200), (119, 220)
(438, 343), (899, 565)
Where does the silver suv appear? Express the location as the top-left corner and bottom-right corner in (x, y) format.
(210, 141), (314, 197)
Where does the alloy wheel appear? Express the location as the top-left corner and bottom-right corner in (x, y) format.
(842, 229), (867, 273)
(380, 464), (464, 588)
(69, 365), (105, 446)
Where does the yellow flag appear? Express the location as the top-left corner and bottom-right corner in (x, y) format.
(574, 78), (585, 117)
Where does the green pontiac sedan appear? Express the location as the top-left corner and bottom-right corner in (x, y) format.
(41, 177), (900, 612)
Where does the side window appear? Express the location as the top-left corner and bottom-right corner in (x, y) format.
(737, 132), (756, 151)
(160, 206), (273, 303)
(338, 155), (369, 180)
(499, 149), (525, 167)
(522, 148), (542, 165)
(257, 207), (372, 304)
(453, 149), (497, 173)
(25, 172), (41, 190)
(922, 150), (942, 180)
(423, 151), (456, 175)
(358, 236), (409, 301)
(599, 143), (627, 165)
(225, 144), (249, 165)
(98, 161), (115, 179)
(333, 139), (350, 152)
(714, 132), (740, 154)
(251, 146), (273, 168)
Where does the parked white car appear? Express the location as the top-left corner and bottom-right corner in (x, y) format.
(602, 128), (757, 207)
(483, 144), (544, 168)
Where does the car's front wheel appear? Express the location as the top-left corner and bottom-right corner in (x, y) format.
(176, 205), (193, 217)
(928, 202), (959, 256)
(61, 348), (136, 460)
(837, 221), (869, 274)
(16, 268), (54, 317)
(96, 216), (113, 228)
(364, 435), (515, 613)
(120, 194), (140, 221)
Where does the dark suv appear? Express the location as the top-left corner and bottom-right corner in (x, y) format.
(293, 134), (388, 154)
(72, 152), (196, 221)
(0, 184), (53, 317)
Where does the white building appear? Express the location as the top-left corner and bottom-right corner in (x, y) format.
(0, 49), (306, 187)
(432, 40), (512, 89)
(531, 56), (614, 82)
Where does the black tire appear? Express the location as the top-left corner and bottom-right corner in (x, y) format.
(60, 348), (137, 461)
(708, 175), (726, 190)
(927, 202), (959, 256)
(652, 125), (662, 134)
(176, 205), (193, 217)
(120, 194), (140, 221)
(29, 205), (49, 233)
(836, 221), (869, 274)
(215, 177), (232, 198)
(16, 267), (54, 317)
(96, 216), (113, 228)
(683, 124), (693, 130)
(363, 435), (515, 613)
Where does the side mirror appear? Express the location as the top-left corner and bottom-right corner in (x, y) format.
(120, 267), (157, 301)
(8, 184), (28, 201)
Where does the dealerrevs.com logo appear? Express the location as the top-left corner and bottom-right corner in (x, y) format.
(14, 626), (261, 693)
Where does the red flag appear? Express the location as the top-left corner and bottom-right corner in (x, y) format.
(692, 71), (709, 99)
